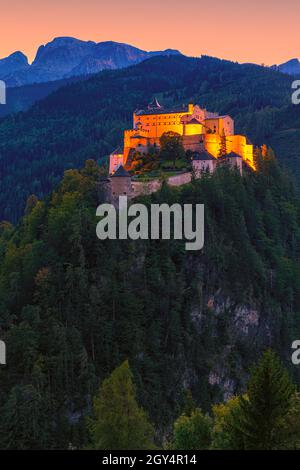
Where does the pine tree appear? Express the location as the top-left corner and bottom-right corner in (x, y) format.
(89, 360), (155, 450)
(0, 384), (52, 449)
(182, 389), (196, 417)
(253, 146), (262, 170)
(218, 128), (227, 159)
(228, 350), (295, 449)
(276, 392), (300, 449)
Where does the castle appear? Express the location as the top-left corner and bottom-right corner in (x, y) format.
(109, 99), (255, 175)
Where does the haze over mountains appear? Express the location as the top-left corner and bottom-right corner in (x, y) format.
(0, 37), (181, 87)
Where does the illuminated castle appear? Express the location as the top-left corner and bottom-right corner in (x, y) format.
(109, 99), (255, 174)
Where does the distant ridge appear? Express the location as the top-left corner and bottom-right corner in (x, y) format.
(0, 37), (182, 87)
(274, 58), (300, 76)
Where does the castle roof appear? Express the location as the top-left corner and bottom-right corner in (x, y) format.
(226, 152), (242, 159)
(148, 97), (162, 109)
(205, 115), (230, 120)
(193, 151), (216, 161)
(111, 165), (131, 178)
(131, 134), (147, 139)
(111, 146), (123, 155)
(135, 103), (190, 116)
(187, 118), (202, 125)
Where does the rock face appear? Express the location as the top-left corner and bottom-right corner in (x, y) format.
(0, 51), (29, 77)
(189, 287), (281, 403)
(0, 37), (181, 87)
(277, 58), (300, 75)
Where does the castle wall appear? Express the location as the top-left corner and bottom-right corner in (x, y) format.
(227, 135), (254, 167)
(227, 156), (243, 174)
(182, 134), (205, 152)
(131, 179), (162, 197)
(168, 172), (192, 186)
(124, 129), (149, 148)
(131, 172), (192, 197)
(184, 123), (203, 135)
(192, 159), (216, 174)
(204, 116), (234, 136)
(204, 134), (221, 157)
(111, 177), (133, 199)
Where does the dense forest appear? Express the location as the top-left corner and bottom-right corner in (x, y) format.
(1, 148), (300, 448)
(0, 54), (299, 222)
(0, 76), (81, 118)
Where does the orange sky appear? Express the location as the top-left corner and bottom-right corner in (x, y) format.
(0, 0), (299, 65)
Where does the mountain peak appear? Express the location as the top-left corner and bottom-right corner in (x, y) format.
(278, 58), (300, 75)
(0, 51), (29, 79)
(1, 38), (183, 86)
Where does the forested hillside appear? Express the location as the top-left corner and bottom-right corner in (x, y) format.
(0, 55), (298, 222)
(0, 76), (81, 118)
(1, 152), (300, 448)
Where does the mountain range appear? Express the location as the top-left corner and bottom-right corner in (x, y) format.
(0, 37), (181, 87)
(276, 58), (300, 76)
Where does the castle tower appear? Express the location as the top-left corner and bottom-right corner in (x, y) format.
(109, 146), (124, 174)
(111, 165), (132, 202)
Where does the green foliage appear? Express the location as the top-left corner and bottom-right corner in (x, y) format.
(89, 361), (155, 450)
(218, 128), (227, 158)
(211, 396), (244, 450)
(218, 350), (295, 449)
(172, 409), (212, 450)
(0, 156), (300, 448)
(159, 132), (185, 167)
(277, 392), (300, 449)
(0, 385), (53, 449)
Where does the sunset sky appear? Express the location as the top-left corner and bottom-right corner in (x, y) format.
(1, 0), (299, 65)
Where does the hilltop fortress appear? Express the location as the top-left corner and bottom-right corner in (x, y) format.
(109, 99), (255, 174)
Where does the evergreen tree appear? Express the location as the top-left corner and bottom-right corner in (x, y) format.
(218, 128), (227, 159)
(89, 360), (155, 450)
(227, 350), (295, 449)
(277, 392), (300, 449)
(0, 385), (53, 449)
(182, 389), (196, 417)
